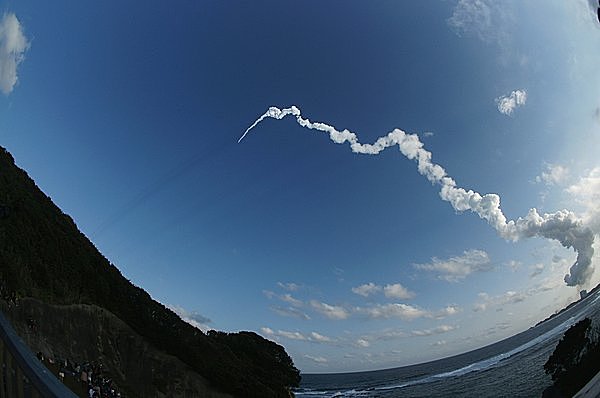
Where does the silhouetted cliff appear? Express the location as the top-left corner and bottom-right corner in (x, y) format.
(0, 146), (300, 397)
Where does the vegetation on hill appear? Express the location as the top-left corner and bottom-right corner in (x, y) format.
(0, 146), (300, 397)
(544, 317), (600, 397)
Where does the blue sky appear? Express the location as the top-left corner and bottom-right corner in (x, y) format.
(1, 0), (600, 372)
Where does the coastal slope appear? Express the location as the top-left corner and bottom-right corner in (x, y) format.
(0, 146), (300, 397)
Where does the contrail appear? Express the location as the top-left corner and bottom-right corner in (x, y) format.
(239, 106), (596, 287)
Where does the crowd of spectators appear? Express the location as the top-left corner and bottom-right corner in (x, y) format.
(36, 351), (122, 398)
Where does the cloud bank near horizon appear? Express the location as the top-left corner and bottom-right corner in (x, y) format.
(239, 106), (596, 287)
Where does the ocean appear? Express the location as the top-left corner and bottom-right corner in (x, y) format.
(296, 290), (600, 397)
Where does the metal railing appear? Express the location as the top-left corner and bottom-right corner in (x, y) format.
(0, 310), (77, 398)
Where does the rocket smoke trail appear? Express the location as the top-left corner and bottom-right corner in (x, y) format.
(239, 106), (596, 287)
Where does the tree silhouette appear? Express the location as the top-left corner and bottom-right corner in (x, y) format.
(544, 318), (600, 396)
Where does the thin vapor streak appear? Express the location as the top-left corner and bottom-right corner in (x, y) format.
(239, 106), (595, 287)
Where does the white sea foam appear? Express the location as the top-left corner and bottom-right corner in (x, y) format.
(374, 315), (578, 392)
(296, 291), (599, 397)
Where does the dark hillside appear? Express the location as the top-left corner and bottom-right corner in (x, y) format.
(0, 146), (300, 397)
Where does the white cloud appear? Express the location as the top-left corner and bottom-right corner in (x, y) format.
(530, 263), (544, 278)
(261, 328), (335, 344)
(310, 300), (350, 320)
(277, 282), (300, 291)
(496, 89), (527, 116)
(473, 293), (489, 311)
(447, 0), (512, 46)
(278, 330), (308, 341)
(536, 164), (570, 186)
(435, 305), (461, 318)
(504, 290), (526, 304)
(356, 303), (429, 320)
(310, 332), (333, 343)
(304, 355), (328, 363)
(472, 289), (530, 312)
(375, 329), (407, 341)
(167, 304), (211, 332)
(432, 340), (447, 347)
(260, 327), (274, 336)
(506, 260), (521, 271)
(352, 282), (381, 297)
(264, 289), (305, 309)
(271, 306), (311, 320)
(447, 0), (494, 40)
(0, 13), (29, 95)
(414, 249), (492, 282)
(351, 282), (415, 299)
(528, 278), (562, 295)
(280, 293), (303, 307)
(383, 283), (415, 300)
(567, 167), (600, 234)
(411, 324), (457, 337)
(355, 338), (370, 348)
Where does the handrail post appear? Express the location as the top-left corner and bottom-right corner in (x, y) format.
(16, 366), (24, 398)
(0, 339), (5, 398)
(7, 352), (15, 398)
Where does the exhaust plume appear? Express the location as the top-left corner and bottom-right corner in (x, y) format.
(239, 106), (596, 287)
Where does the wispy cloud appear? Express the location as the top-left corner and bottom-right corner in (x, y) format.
(351, 282), (415, 299)
(506, 260), (521, 271)
(411, 324), (457, 337)
(310, 332), (333, 343)
(0, 12), (29, 94)
(352, 282), (381, 297)
(472, 286), (541, 312)
(530, 263), (544, 278)
(271, 306), (311, 320)
(536, 163), (569, 186)
(368, 329), (407, 342)
(277, 281), (300, 291)
(260, 327), (334, 344)
(414, 249), (492, 282)
(434, 305), (461, 318)
(304, 355), (328, 363)
(264, 288), (310, 319)
(567, 167), (600, 234)
(280, 293), (303, 307)
(503, 290), (526, 303)
(310, 300), (350, 320)
(447, 0), (512, 47)
(278, 330), (307, 341)
(264, 290), (304, 307)
(167, 304), (211, 332)
(496, 89), (527, 116)
(355, 303), (429, 320)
